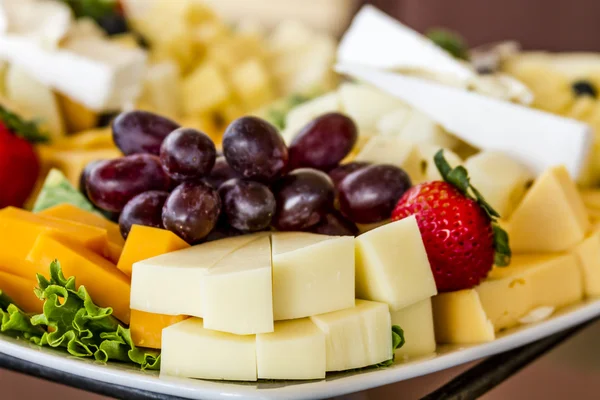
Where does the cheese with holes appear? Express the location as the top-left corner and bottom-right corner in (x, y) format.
(355, 216), (437, 310)
(129, 310), (187, 349)
(310, 300), (392, 371)
(257, 318), (326, 380)
(39, 204), (124, 263)
(507, 166), (590, 252)
(0, 270), (42, 314)
(201, 236), (273, 334)
(573, 230), (600, 296)
(432, 289), (495, 344)
(390, 298), (436, 358)
(161, 318), (257, 381)
(477, 253), (583, 331)
(130, 235), (260, 316)
(25, 234), (131, 323)
(271, 233), (354, 320)
(117, 225), (189, 277)
(0, 207), (109, 265)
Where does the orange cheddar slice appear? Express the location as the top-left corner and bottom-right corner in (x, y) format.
(39, 204), (124, 263)
(117, 225), (189, 277)
(0, 270), (43, 314)
(26, 234), (131, 324)
(129, 309), (188, 349)
(0, 207), (109, 261)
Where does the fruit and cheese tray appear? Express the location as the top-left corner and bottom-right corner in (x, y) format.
(1, 1), (600, 398)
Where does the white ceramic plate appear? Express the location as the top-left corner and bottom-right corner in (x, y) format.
(1, 298), (599, 400)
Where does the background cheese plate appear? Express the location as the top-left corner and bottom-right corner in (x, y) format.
(0, 298), (599, 399)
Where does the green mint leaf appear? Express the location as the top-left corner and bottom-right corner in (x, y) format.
(493, 223), (511, 267)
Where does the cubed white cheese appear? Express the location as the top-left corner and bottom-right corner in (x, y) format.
(310, 300), (392, 371)
(271, 232), (355, 320)
(390, 298), (436, 359)
(355, 216), (438, 311)
(256, 318), (326, 380)
(161, 318), (257, 381)
(335, 65), (592, 179)
(130, 235), (260, 316)
(201, 235), (273, 335)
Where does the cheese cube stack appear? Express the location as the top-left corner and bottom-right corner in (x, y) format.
(390, 299), (436, 359)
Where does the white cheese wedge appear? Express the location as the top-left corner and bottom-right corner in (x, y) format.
(130, 234), (260, 316)
(271, 232), (355, 320)
(0, 35), (147, 111)
(338, 5), (474, 84)
(355, 216), (438, 311)
(464, 151), (533, 219)
(477, 253), (583, 332)
(390, 298), (436, 359)
(573, 230), (600, 297)
(201, 235), (273, 335)
(335, 64), (593, 179)
(507, 166), (590, 253)
(161, 318), (257, 381)
(431, 289), (495, 344)
(256, 318), (326, 380)
(311, 299), (392, 371)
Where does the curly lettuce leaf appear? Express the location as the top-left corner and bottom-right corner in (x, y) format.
(0, 261), (160, 370)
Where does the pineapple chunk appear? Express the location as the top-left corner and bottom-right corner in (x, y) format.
(51, 128), (114, 151)
(208, 35), (267, 71)
(268, 20), (316, 55)
(230, 59), (276, 110)
(140, 62), (182, 119)
(183, 63), (231, 115)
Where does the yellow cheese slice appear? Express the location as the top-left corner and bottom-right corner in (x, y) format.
(0, 270), (43, 314)
(507, 166), (590, 253)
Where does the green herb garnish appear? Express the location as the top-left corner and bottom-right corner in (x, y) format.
(427, 28), (470, 61)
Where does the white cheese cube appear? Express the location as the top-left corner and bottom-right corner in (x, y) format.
(130, 235), (260, 316)
(376, 107), (412, 136)
(161, 318), (257, 381)
(355, 216), (437, 311)
(507, 166), (590, 252)
(464, 152), (533, 219)
(201, 235), (273, 335)
(432, 289), (495, 344)
(398, 110), (458, 150)
(310, 300), (392, 371)
(390, 298), (436, 359)
(271, 232), (355, 320)
(256, 318), (326, 380)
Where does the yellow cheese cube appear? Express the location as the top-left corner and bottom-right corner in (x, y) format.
(161, 318), (257, 381)
(129, 310), (188, 350)
(390, 298), (436, 359)
(49, 128), (115, 151)
(25, 234), (131, 324)
(355, 216), (438, 311)
(56, 93), (99, 133)
(432, 289), (495, 344)
(256, 318), (326, 380)
(507, 166), (590, 253)
(182, 63), (231, 115)
(117, 225), (189, 277)
(580, 189), (600, 210)
(477, 253), (583, 331)
(573, 230), (600, 297)
(229, 58), (276, 110)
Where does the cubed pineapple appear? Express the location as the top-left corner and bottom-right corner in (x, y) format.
(183, 62), (231, 115)
(230, 59), (276, 110)
(208, 34), (267, 71)
(268, 20), (315, 55)
(140, 62), (182, 119)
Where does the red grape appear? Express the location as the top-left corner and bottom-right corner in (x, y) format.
(112, 110), (179, 155)
(219, 179), (276, 232)
(162, 182), (221, 243)
(222, 116), (288, 182)
(272, 168), (335, 231)
(289, 113), (358, 171)
(328, 161), (371, 191)
(86, 154), (170, 212)
(308, 211), (359, 236)
(160, 128), (216, 181)
(202, 156), (241, 189)
(203, 223), (244, 242)
(338, 164), (412, 224)
(119, 191), (169, 238)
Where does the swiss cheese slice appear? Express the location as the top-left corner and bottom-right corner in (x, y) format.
(271, 232), (354, 320)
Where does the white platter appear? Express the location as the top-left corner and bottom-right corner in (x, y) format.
(1, 298), (599, 400)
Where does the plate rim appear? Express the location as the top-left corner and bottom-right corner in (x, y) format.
(1, 299), (599, 400)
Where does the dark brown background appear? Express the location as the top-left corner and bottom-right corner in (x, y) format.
(363, 0), (600, 51)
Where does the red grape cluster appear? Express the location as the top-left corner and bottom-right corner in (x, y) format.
(81, 110), (412, 244)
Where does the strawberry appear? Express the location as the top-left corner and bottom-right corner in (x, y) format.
(392, 150), (511, 292)
(0, 105), (48, 208)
